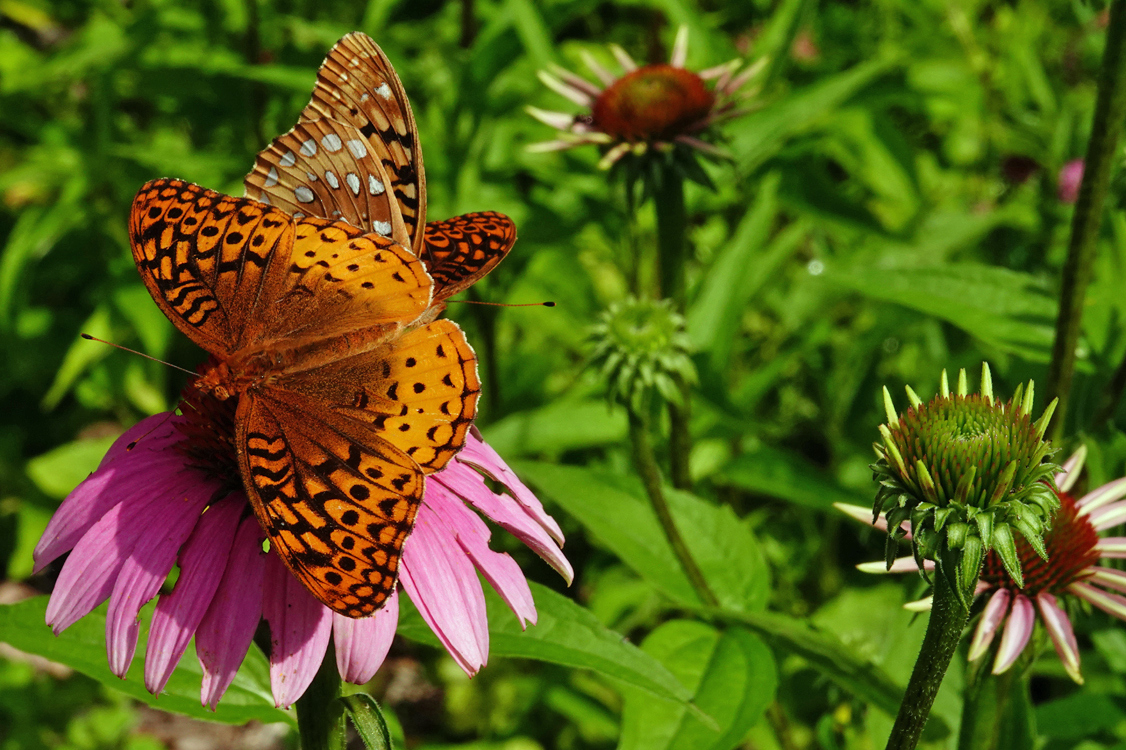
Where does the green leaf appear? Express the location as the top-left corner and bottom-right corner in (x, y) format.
(482, 399), (628, 458)
(0, 598), (290, 725)
(1036, 692), (1124, 740)
(827, 263), (1057, 361)
(396, 581), (694, 706)
(516, 462), (768, 612)
(714, 445), (867, 510)
(26, 434), (117, 499)
(337, 694), (392, 750)
(619, 620), (776, 750)
(41, 306), (112, 411)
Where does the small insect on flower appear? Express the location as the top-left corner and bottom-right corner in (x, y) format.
(842, 445), (1126, 684)
(527, 26), (765, 170)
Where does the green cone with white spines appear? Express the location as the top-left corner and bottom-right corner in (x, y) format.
(588, 297), (697, 415)
(872, 364), (1059, 606)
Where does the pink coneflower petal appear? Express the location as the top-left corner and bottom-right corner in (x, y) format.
(1089, 566), (1126, 593)
(598, 142), (633, 169)
(106, 481), (214, 677)
(669, 26), (689, 68)
(1056, 447), (1087, 492)
(1087, 500), (1126, 530)
(993, 594), (1035, 674)
(1038, 593), (1082, 684)
(1078, 478), (1126, 514)
(968, 589), (1011, 662)
(333, 591), (399, 685)
(261, 554), (333, 709)
(400, 505), (488, 676)
(1097, 537), (1126, 557)
(580, 49), (616, 86)
(833, 503), (913, 539)
(699, 59), (741, 82)
(98, 414), (178, 469)
(33, 420), (196, 573)
(674, 135), (730, 158)
(145, 494), (243, 694)
(426, 482), (536, 627)
(525, 106), (579, 131)
(536, 70), (593, 107)
(609, 44), (637, 72)
(526, 139), (585, 153)
(546, 63), (602, 98)
(1071, 581), (1126, 620)
(856, 556), (931, 574)
(197, 515), (267, 710)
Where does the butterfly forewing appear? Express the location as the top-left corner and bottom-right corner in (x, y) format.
(238, 391), (422, 617)
(245, 118), (411, 248)
(423, 212), (517, 303)
(131, 178), (294, 355)
(298, 32), (426, 253)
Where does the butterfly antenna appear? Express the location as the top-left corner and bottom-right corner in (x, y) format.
(125, 409), (180, 451)
(80, 334), (198, 376)
(446, 300), (556, 308)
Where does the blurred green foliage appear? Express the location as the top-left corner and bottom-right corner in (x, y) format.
(5, 0), (1126, 748)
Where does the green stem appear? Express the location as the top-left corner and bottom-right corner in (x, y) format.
(1046, 0), (1126, 438)
(885, 573), (970, 750)
(628, 410), (718, 606)
(654, 166), (693, 489)
(957, 653), (1015, 750)
(295, 643), (346, 750)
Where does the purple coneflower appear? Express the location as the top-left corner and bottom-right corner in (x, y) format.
(527, 26), (763, 168)
(839, 446), (1126, 684)
(34, 386), (572, 710)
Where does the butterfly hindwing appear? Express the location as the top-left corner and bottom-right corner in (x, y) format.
(299, 32), (426, 253)
(423, 212), (517, 303)
(130, 178), (294, 355)
(244, 118), (411, 248)
(238, 388), (423, 617)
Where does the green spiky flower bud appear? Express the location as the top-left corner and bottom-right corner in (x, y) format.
(871, 364), (1059, 605)
(589, 297), (697, 415)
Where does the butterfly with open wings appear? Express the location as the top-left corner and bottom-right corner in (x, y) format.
(129, 34), (514, 618)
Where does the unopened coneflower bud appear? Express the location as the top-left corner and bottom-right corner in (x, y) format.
(871, 364), (1059, 605)
(588, 297), (697, 415)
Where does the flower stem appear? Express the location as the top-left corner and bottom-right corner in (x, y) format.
(1046, 0), (1126, 437)
(957, 656), (1017, 750)
(654, 165), (693, 489)
(885, 573), (970, 750)
(295, 643), (346, 750)
(628, 410), (718, 606)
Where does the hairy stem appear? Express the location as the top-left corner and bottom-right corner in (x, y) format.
(295, 643), (346, 750)
(885, 574), (970, 750)
(628, 411), (718, 606)
(1046, 0), (1126, 437)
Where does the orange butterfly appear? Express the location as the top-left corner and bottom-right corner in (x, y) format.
(130, 178), (480, 618)
(244, 32), (515, 318)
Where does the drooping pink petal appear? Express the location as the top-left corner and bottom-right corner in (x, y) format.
(546, 63), (603, 98)
(106, 481), (214, 677)
(1087, 500), (1126, 531)
(34, 421), (204, 572)
(992, 595), (1035, 674)
(400, 504), (488, 677)
(1089, 567), (1126, 594)
(45, 468), (206, 635)
(1071, 581), (1126, 620)
(197, 515), (267, 710)
(669, 26), (689, 68)
(1077, 477), (1126, 514)
(1037, 593), (1082, 684)
(580, 49), (616, 86)
(1097, 538), (1126, 557)
(968, 589), (1011, 662)
(145, 493), (243, 694)
(435, 460), (572, 585)
(334, 591), (399, 685)
(261, 554), (333, 709)
(459, 430), (564, 544)
(425, 482), (537, 627)
(525, 106), (580, 131)
(1055, 447), (1087, 492)
(537, 70), (593, 107)
(609, 44), (638, 72)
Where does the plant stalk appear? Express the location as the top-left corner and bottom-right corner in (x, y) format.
(885, 573), (970, 750)
(295, 643), (346, 750)
(654, 166), (693, 489)
(628, 410), (718, 606)
(1046, 0), (1126, 437)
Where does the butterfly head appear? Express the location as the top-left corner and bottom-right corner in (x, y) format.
(194, 360), (235, 401)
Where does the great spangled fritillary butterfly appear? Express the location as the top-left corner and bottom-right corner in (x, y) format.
(129, 177), (480, 618)
(244, 32), (516, 316)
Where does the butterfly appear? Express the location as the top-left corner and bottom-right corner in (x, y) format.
(130, 177), (480, 618)
(244, 32), (516, 319)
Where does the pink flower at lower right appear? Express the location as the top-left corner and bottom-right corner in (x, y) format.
(838, 447), (1126, 684)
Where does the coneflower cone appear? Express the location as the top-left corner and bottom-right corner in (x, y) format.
(872, 364), (1059, 606)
